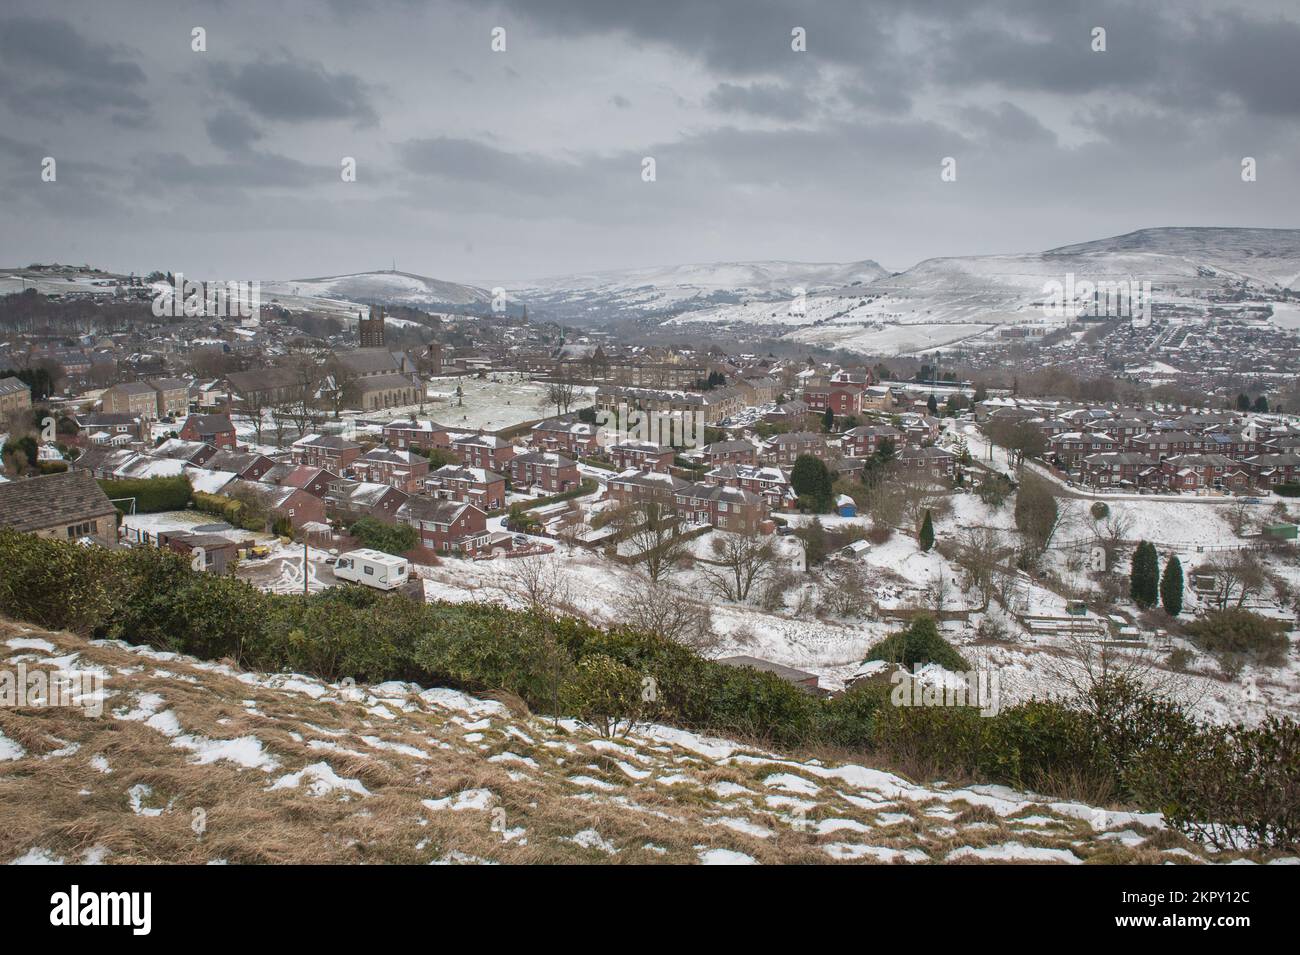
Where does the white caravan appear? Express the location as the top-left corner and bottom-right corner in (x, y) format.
(333, 548), (410, 591)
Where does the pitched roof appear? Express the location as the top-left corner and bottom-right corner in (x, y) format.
(0, 469), (117, 533)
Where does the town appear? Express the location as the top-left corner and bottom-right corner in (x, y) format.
(1, 0), (1298, 883)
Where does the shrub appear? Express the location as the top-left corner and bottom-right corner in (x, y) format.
(1090, 501), (1110, 520)
(1185, 609), (1290, 666)
(1127, 716), (1300, 851)
(99, 475), (192, 513)
(864, 616), (969, 671)
(1273, 483), (1300, 498)
(559, 653), (643, 737)
(0, 528), (121, 634)
(348, 516), (416, 556)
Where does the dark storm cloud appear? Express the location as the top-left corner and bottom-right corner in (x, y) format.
(0, 15), (150, 120)
(205, 110), (264, 153)
(208, 58), (377, 125)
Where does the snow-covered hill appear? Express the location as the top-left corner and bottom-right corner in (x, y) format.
(505, 259), (889, 323)
(262, 270), (492, 312)
(1046, 227), (1300, 290)
(663, 228), (1300, 355)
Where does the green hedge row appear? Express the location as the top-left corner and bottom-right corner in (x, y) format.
(98, 475), (192, 513)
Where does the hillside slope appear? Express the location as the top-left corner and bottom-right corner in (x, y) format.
(506, 259), (889, 324)
(4, 619), (1288, 865)
(665, 227), (1300, 355)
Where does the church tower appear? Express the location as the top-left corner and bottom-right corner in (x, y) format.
(359, 305), (386, 347)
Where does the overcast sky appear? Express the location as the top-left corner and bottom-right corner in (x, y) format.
(0, 0), (1297, 283)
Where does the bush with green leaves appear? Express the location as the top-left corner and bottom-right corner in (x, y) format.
(864, 616), (969, 671)
(1185, 608), (1290, 666)
(348, 516), (416, 556)
(1126, 715), (1300, 852)
(790, 454), (834, 512)
(99, 475), (192, 513)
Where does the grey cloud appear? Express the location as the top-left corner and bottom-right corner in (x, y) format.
(0, 16), (150, 120)
(209, 58), (377, 125)
(205, 110), (264, 153)
(706, 82), (814, 121)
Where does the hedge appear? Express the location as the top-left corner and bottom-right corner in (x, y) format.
(98, 475), (192, 513)
(511, 477), (598, 512)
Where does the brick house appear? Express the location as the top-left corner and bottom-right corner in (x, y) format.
(895, 445), (956, 478)
(529, 416), (600, 457)
(0, 469), (118, 547)
(1159, 454), (1241, 492)
(674, 483), (767, 533)
(382, 418), (453, 453)
(510, 451), (580, 494)
(225, 481), (325, 531)
(702, 439), (757, 467)
(152, 438), (217, 467)
(0, 376), (33, 421)
(101, 381), (159, 419)
(179, 413), (237, 450)
(705, 463), (797, 511)
(1048, 432), (1117, 471)
(204, 450), (277, 482)
(842, 424), (902, 458)
(1080, 452), (1157, 488)
(324, 480), (409, 523)
(1244, 452), (1300, 488)
(761, 431), (828, 465)
(353, 448), (429, 492)
(803, 381), (864, 416)
(609, 440), (675, 473)
(150, 378), (191, 419)
(396, 497), (491, 555)
(425, 465), (506, 512)
(607, 469), (687, 507)
(1128, 430), (1205, 459)
(452, 433), (517, 473)
(277, 465), (341, 498)
(292, 434), (363, 472)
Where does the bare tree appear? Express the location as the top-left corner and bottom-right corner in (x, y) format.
(984, 418), (1046, 471)
(1090, 506), (1134, 569)
(493, 554), (573, 613)
(697, 529), (778, 603)
(949, 526), (1015, 611)
(1196, 551), (1269, 609)
(821, 562), (872, 617)
(621, 572), (716, 650)
(618, 500), (692, 583)
(1226, 498), (1255, 537)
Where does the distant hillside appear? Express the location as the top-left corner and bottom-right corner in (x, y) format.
(1045, 227), (1300, 289)
(665, 227), (1300, 356)
(263, 270), (492, 312)
(506, 259), (889, 324)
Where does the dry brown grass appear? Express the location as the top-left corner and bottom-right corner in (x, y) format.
(0, 618), (1263, 866)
